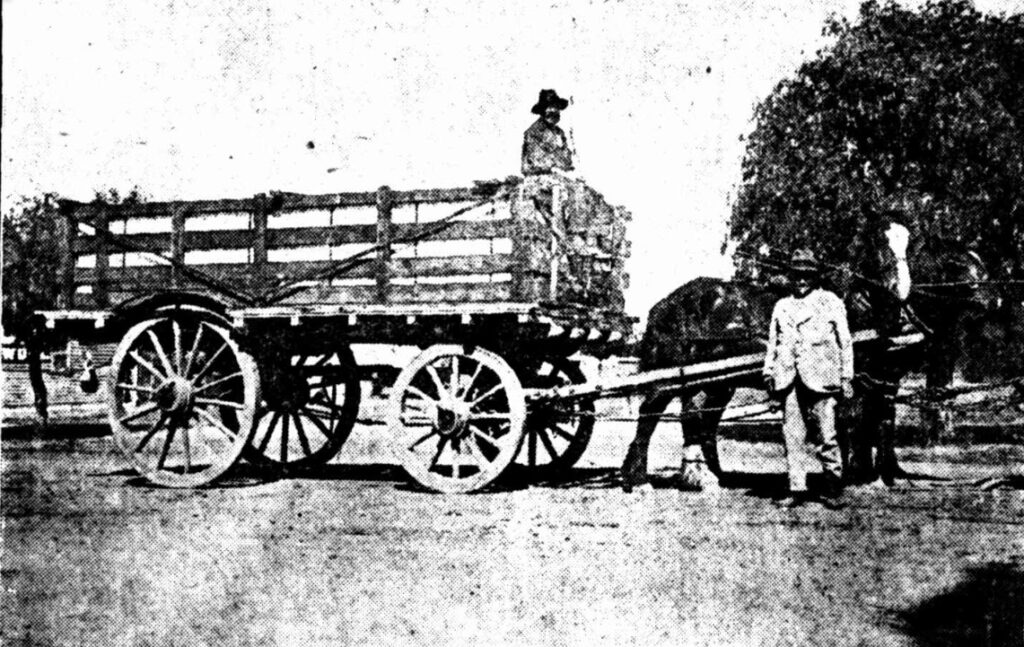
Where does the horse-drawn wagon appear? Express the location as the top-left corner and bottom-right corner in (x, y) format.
(38, 175), (635, 491)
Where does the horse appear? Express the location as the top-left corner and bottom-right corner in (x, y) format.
(620, 221), (993, 491)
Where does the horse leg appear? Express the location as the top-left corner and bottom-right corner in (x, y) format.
(621, 390), (675, 491)
(678, 387), (733, 490)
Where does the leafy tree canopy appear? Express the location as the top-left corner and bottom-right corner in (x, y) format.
(2, 194), (63, 340)
(729, 0), (1023, 281)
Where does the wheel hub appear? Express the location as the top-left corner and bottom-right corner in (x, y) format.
(264, 369), (310, 411)
(434, 400), (471, 438)
(156, 377), (194, 415)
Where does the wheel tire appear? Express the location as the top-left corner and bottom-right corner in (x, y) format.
(388, 345), (525, 493)
(107, 315), (259, 487)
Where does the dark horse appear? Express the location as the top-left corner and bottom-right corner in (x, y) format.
(621, 222), (993, 490)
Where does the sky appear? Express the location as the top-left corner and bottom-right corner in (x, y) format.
(3, 0), (1019, 316)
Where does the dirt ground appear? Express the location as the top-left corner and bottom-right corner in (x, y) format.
(2, 416), (1023, 647)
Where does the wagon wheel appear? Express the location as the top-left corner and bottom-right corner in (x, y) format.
(515, 359), (595, 475)
(243, 348), (361, 471)
(108, 316), (259, 487)
(388, 345), (526, 493)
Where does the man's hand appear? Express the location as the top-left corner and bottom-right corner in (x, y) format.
(763, 375), (776, 395)
(841, 378), (855, 400)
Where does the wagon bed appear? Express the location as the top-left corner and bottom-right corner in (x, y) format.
(39, 175), (634, 491)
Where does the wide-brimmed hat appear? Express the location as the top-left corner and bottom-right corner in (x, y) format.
(789, 248), (820, 275)
(532, 89), (569, 114)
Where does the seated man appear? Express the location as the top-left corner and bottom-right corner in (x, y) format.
(522, 89), (575, 176)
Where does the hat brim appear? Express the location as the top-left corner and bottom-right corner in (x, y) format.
(532, 98), (569, 114)
(789, 264), (819, 275)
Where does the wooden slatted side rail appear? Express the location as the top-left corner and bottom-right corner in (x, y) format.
(60, 185), (521, 308)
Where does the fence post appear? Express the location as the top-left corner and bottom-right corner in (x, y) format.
(376, 186), (393, 304)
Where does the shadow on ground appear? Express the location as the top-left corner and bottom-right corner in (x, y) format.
(880, 560), (1024, 647)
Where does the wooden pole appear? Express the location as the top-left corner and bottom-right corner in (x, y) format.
(252, 194), (269, 286)
(93, 205), (109, 307)
(55, 207), (75, 308)
(375, 185), (393, 304)
(170, 206), (187, 288)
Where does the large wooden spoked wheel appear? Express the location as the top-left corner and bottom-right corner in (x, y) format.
(388, 345), (526, 493)
(108, 316), (259, 487)
(243, 348), (362, 471)
(515, 359), (595, 475)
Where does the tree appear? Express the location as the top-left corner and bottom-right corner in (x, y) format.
(729, 0), (1024, 374)
(3, 194), (63, 424)
(2, 188), (147, 425)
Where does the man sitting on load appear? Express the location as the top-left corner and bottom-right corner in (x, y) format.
(522, 89), (575, 176)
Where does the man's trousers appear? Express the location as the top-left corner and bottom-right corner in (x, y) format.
(782, 381), (842, 492)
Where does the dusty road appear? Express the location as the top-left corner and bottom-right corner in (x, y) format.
(3, 419), (1023, 647)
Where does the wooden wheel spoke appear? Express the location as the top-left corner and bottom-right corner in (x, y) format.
(128, 351), (166, 382)
(191, 342), (229, 385)
(408, 429), (438, 451)
(279, 414), (290, 463)
(405, 386), (442, 408)
(469, 424), (500, 449)
(536, 427), (559, 460)
(301, 408), (334, 439)
(429, 438), (448, 471)
(194, 406), (239, 441)
(469, 383), (504, 408)
(193, 372), (244, 394)
(134, 412), (170, 452)
(549, 423), (576, 442)
(172, 320), (183, 375)
(182, 322), (206, 378)
(469, 413), (510, 421)
(293, 414), (313, 457)
(450, 356), (460, 396)
(119, 402), (160, 425)
(426, 364), (450, 400)
(181, 425), (192, 473)
(156, 424), (178, 471)
(458, 361), (484, 399)
(256, 411), (282, 452)
(118, 383), (156, 394)
(194, 397), (245, 410)
(528, 428), (537, 467)
(146, 330), (176, 378)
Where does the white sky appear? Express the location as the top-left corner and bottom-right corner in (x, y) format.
(3, 0), (1019, 316)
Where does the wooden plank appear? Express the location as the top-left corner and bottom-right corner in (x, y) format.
(275, 281), (513, 306)
(55, 185), (500, 221)
(75, 218), (511, 255)
(267, 219), (508, 249)
(79, 255), (515, 293)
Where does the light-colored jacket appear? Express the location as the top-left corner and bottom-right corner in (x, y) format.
(763, 288), (853, 393)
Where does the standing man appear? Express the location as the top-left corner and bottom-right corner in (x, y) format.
(522, 89), (575, 176)
(763, 249), (854, 509)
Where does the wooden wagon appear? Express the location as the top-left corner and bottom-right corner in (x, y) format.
(38, 175), (634, 492)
